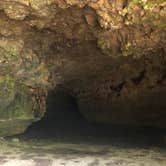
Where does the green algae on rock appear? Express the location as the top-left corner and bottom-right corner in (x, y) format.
(0, 29), (49, 137)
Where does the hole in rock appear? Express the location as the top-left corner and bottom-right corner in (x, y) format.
(18, 89), (166, 148)
(24, 89), (91, 141)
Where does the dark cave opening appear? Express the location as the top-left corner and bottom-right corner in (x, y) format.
(24, 89), (96, 140)
(20, 89), (166, 148)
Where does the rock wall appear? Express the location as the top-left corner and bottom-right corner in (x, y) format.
(0, 0), (165, 136)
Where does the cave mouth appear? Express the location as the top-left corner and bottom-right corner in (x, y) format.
(23, 89), (96, 141)
(19, 89), (166, 147)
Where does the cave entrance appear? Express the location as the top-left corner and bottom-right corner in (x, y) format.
(23, 89), (99, 142)
(21, 89), (165, 147)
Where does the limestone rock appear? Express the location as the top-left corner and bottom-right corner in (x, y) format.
(0, 0), (165, 136)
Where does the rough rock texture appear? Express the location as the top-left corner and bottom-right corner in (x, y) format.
(0, 0), (165, 136)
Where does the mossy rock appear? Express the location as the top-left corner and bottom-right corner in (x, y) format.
(0, 76), (44, 137)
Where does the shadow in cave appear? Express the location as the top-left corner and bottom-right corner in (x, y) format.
(23, 90), (96, 140)
(21, 90), (166, 148)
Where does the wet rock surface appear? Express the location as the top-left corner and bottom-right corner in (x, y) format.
(0, 0), (165, 136)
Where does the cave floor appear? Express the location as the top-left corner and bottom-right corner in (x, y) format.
(0, 125), (166, 166)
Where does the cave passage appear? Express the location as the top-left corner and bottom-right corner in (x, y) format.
(24, 90), (93, 141)
(20, 89), (166, 148)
